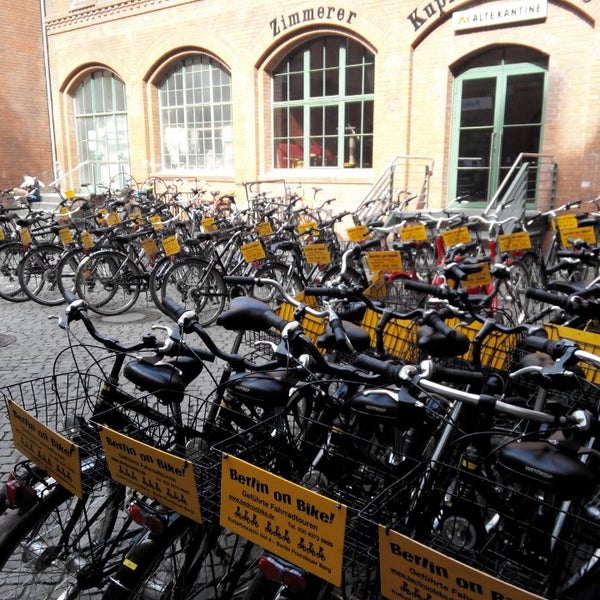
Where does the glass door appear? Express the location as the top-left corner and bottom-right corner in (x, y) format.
(449, 62), (546, 205)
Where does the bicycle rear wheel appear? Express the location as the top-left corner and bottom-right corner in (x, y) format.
(17, 243), (65, 306)
(75, 249), (142, 315)
(0, 241), (29, 302)
(156, 257), (227, 326)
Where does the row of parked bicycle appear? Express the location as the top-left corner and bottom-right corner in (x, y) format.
(1, 182), (600, 599)
(2, 178), (600, 331)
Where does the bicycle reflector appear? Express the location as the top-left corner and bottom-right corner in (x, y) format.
(5, 472), (37, 510)
(258, 555), (307, 593)
(129, 501), (166, 535)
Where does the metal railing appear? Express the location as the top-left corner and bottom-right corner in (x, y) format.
(353, 155), (434, 224)
(48, 159), (131, 193)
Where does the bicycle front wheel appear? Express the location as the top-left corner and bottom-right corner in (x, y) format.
(75, 249), (142, 315)
(0, 241), (29, 302)
(157, 257), (227, 326)
(17, 243), (66, 306)
(0, 477), (130, 598)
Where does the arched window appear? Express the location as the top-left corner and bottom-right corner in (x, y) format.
(273, 35), (374, 169)
(74, 69), (129, 189)
(158, 55), (233, 171)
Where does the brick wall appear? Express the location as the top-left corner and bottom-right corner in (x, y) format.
(0, 3), (53, 189)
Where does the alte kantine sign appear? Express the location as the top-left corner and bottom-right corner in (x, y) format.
(407, 0), (590, 32)
(269, 6), (357, 37)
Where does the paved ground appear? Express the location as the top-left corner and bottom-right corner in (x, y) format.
(0, 294), (238, 481)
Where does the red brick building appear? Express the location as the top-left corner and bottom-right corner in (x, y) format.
(11, 0), (600, 210)
(0, 2), (53, 189)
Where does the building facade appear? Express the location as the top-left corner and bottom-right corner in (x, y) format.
(43, 0), (600, 210)
(0, 2), (53, 189)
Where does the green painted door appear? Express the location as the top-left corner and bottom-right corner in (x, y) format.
(449, 62), (546, 205)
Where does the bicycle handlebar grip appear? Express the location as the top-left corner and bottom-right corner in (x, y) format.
(303, 286), (348, 298)
(525, 288), (571, 310)
(162, 296), (188, 319)
(428, 364), (484, 385)
(524, 336), (571, 359)
(63, 290), (78, 305)
(354, 354), (403, 382)
(404, 280), (444, 296)
(261, 310), (290, 333)
(223, 276), (255, 285)
(328, 316), (349, 348)
(425, 312), (457, 339)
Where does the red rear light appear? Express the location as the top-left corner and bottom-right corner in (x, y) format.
(258, 556), (306, 592)
(129, 501), (166, 535)
(5, 472), (37, 510)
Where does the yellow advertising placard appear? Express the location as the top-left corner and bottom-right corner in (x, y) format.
(497, 231), (532, 252)
(346, 224), (370, 242)
(0, 229), (5, 241)
(241, 240), (267, 263)
(201, 218), (218, 232)
(106, 212), (122, 226)
(366, 251), (403, 272)
(99, 426), (202, 523)
(19, 227), (32, 246)
(257, 221), (274, 237)
(400, 223), (428, 242)
(59, 227), (74, 246)
(149, 215), (163, 230)
(220, 456), (347, 586)
(7, 400), (83, 498)
(379, 526), (546, 600)
(555, 214), (578, 230)
(559, 225), (596, 247)
(161, 235), (181, 257)
(463, 262), (492, 287)
(303, 243), (331, 264)
(141, 237), (160, 257)
(298, 221), (318, 234)
(442, 227), (471, 248)
(80, 230), (94, 249)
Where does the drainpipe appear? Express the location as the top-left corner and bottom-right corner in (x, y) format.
(40, 0), (59, 183)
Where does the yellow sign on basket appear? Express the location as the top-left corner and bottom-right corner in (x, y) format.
(141, 237), (160, 257)
(241, 240), (267, 263)
(162, 235), (181, 257)
(8, 400), (83, 498)
(400, 223), (428, 242)
(367, 251), (403, 272)
(298, 221), (318, 235)
(201, 218), (218, 232)
(106, 211), (122, 226)
(559, 225), (597, 247)
(149, 215), (163, 230)
(80, 230), (94, 249)
(19, 227), (32, 246)
(555, 214), (578, 230)
(59, 227), (74, 246)
(497, 231), (532, 252)
(99, 426), (202, 523)
(346, 224), (370, 242)
(303, 243), (331, 264)
(220, 455), (347, 586)
(257, 221), (274, 237)
(463, 262), (492, 287)
(442, 227), (471, 248)
(379, 526), (546, 600)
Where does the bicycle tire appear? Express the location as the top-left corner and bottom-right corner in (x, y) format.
(0, 477), (131, 598)
(56, 247), (86, 298)
(17, 243), (66, 306)
(0, 241), (29, 302)
(251, 260), (303, 307)
(75, 249), (142, 315)
(156, 256), (227, 326)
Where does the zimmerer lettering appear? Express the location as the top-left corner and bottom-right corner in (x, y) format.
(270, 6), (357, 37)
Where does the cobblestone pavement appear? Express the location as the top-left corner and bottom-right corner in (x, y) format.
(0, 294), (237, 481)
